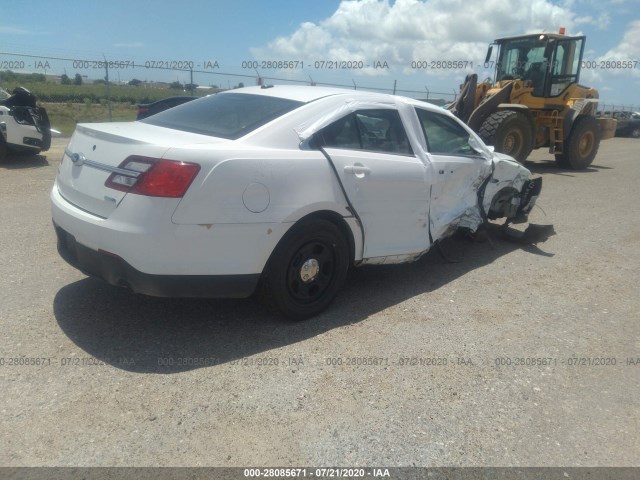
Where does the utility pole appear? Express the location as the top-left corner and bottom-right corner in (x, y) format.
(103, 54), (112, 122)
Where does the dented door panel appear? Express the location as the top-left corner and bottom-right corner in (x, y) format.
(322, 148), (430, 259)
(428, 153), (492, 241)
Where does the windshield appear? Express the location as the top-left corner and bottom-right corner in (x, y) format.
(497, 37), (547, 80)
(142, 93), (304, 139)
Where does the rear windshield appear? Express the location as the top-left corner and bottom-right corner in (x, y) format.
(141, 93), (304, 139)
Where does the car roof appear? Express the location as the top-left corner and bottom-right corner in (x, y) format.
(223, 84), (400, 103)
(221, 85), (448, 115)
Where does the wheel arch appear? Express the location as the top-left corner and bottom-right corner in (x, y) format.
(257, 212), (353, 319)
(485, 186), (519, 219)
(566, 113), (600, 137)
(300, 210), (358, 266)
(265, 209), (359, 275)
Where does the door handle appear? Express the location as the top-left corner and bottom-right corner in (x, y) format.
(344, 165), (371, 175)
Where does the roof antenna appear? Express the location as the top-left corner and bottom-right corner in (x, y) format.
(255, 68), (273, 89)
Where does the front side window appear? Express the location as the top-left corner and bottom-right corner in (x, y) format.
(315, 109), (413, 155)
(142, 93), (304, 139)
(415, 109), (476, 156)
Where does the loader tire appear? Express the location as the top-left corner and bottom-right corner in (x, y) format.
(478, 110), (533, 163)
(555, 115), (600, 170)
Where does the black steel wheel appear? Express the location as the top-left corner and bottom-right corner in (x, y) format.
(261, 218), (349, 320)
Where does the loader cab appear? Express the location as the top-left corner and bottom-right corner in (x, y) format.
(489, 33), (585, 98)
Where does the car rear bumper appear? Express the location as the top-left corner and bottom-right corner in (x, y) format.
(54, 222), (260, 298)
(51, 181), (289, 276)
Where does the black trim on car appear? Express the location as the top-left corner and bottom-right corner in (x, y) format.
(54, 223), (259, 298)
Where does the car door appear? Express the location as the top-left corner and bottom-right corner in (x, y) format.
(414, 108), (492, 242)
(315, 109), (430, 259)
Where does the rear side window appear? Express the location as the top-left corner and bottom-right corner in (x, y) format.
(315, 109), (413, 155)
(415, 108), (475, 156)
(142, 93), (304, 139)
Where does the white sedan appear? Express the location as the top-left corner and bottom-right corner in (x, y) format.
(51, 85), (541, 319)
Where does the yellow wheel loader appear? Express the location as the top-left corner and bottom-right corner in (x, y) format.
(448, 31), (616, 169)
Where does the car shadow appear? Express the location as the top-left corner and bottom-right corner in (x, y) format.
(526, 158), (612, 176)
(1, 151), (50, 169)
(53, 226), (549, 374)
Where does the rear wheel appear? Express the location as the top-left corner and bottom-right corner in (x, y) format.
(479, 110), (533, 163)
(555, 115), (600, 169)
(261, 218), (349, 320)
(0, 137), (7, 163)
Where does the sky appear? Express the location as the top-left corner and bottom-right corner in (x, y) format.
(1, 0), (639, 106)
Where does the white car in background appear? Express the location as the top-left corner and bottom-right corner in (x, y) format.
(0, 86), (51, 161)
(51, 85), (541, 319)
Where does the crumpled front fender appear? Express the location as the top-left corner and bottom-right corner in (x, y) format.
(482, 153), (542, 223)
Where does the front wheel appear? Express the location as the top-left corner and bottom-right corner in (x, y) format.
(555, 115), (600, 169)
(630, 127), (640, 139)
(261, 219), (349, 320)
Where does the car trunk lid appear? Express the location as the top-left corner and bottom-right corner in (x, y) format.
(56, 122), (227, 218)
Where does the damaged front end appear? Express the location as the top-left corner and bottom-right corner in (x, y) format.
(482, 153), (542, 225)
(481, 154), (554, 245)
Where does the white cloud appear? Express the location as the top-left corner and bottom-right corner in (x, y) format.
(579, 20), (640, 104)
(595, 20), (640, 78)
(600, 20), (640, 59)
(575, 13), (610, 30)
(252, 0), (581, 76)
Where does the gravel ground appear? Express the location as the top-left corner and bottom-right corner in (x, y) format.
(0, 136), (639, 467)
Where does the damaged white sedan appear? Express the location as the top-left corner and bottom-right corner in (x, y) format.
(51, 85), (541, 319)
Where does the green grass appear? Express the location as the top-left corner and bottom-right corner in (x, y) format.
(1, 75), (220, 136)
(44, 102), (138, 136)
(3, 80), (209, 105)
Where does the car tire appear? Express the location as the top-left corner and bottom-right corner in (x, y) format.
(631, 127), (640, 139)
(261, 218), (349, 320)
(0, 137), (7, 163)
(555, 115), (600, 169)
(478, 110), (533, 163)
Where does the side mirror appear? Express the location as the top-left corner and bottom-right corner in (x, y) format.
(306, 133), (324, 151)
(485, 45), (494, 64)
(468, 135), (491, 157)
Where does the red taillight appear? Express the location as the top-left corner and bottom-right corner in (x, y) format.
(138, 107), (149, 115)
(105, 156), (200, 198)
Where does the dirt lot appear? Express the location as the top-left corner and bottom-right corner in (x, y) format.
(1, 137), (639, 468)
